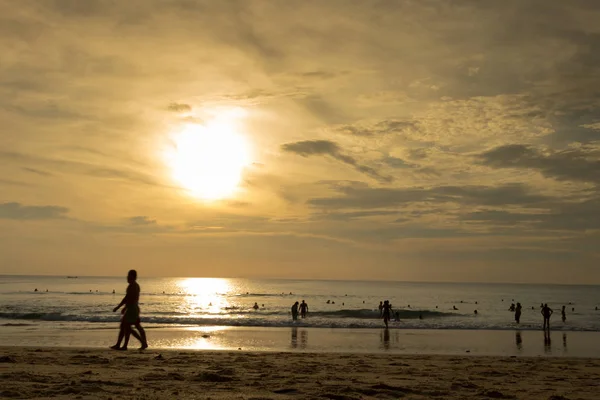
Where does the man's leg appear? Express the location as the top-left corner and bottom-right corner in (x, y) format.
(129, 326), (142, 343)
(121, 325), (132, 350)
(135, 322), (148, 349)
(111, 321), (126, 349)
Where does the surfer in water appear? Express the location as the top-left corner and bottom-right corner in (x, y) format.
(253, 302), (259, 310)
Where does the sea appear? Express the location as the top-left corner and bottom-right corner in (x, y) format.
(1, 275), (600, 356)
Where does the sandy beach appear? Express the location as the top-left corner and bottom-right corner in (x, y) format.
(1, 347), (599, 399)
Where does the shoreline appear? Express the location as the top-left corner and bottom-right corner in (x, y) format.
(2, 326), (600, 358)
(2, 347), (599, 399)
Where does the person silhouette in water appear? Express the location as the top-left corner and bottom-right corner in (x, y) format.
(291, 301), (299, 321)
(515, 302), (522, 324)
(382, 300), (393, 328)
(541, 303), (553, 332)
(111, 269), (148, 350)
(299, 300), (309, 318)
(561, 306), (566, 323)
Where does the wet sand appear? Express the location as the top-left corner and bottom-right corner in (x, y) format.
(1, 346), (599, 399)
(2, 326), (600, 357)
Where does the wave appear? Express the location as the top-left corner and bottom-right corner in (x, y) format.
(308, 309), (454, 319)
(1, 311), (597, 331)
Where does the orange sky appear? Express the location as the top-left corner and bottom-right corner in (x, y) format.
(1, 1), (599, 283)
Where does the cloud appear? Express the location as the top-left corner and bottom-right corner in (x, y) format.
(167, 103), (192, 112)
(581, 122), (600, 131)
(282, 140), (393, 183)
(281, 140), (339, 156)
(461, 210), (544, 225)
(0, 179), (31, 187)
(335, 120), (417, 137)
(381, 156), (414, 169)
(2, 0), (600, 280)
(0, 150), (164, 187)
(460, 196), (600, 231)
(0, 202), (68, 220)
(478, 144), (600, 184)
(313, 210), (399, 221)
(296, 95), (347, 124)
(309, 183), (549, 209)
(4, 104), (88, 121)
(127, 216), (157, 226)
(22, 167), (53, 177)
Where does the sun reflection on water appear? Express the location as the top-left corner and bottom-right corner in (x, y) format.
(179, 327), (230, 350)
(177, 278), (233, 317)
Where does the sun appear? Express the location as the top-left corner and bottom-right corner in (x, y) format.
(165, 111), (251, 200)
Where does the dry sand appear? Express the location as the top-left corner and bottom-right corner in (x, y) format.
(1, 347), (599, 399)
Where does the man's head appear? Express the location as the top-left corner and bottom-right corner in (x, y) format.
(127, 269), (137, 283)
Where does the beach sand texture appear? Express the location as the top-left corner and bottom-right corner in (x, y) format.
(1, 347), (599, 399)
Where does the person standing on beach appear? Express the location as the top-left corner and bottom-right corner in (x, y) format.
(515, 302), (522, 324)
(378, 301), (383, 317)
(111, 269), (148, 350)
(291, 301), (299, 321)
(541, 303), (553, 332)
(382, 300), (393, 328)
(299, 300), (309, 318)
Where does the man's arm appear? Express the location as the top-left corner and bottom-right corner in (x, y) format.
(113, 287), (131, 312)
(113, 295), (127, 312)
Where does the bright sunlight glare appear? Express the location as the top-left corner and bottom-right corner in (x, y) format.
(165, 111), (251, 200)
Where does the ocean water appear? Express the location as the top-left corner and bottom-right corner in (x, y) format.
(1, 275), (599, 332)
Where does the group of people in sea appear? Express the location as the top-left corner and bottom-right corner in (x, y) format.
(291, 300), (309, 320)
(34, 288), (117, 294)
(508, 301), (578, 331)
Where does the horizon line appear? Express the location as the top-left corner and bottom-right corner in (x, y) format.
(0, 273), (597, 287)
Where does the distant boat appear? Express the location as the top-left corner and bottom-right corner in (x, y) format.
(67, 276), (78, 279)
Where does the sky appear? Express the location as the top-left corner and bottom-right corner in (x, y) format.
(1, 0), (599, 283)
